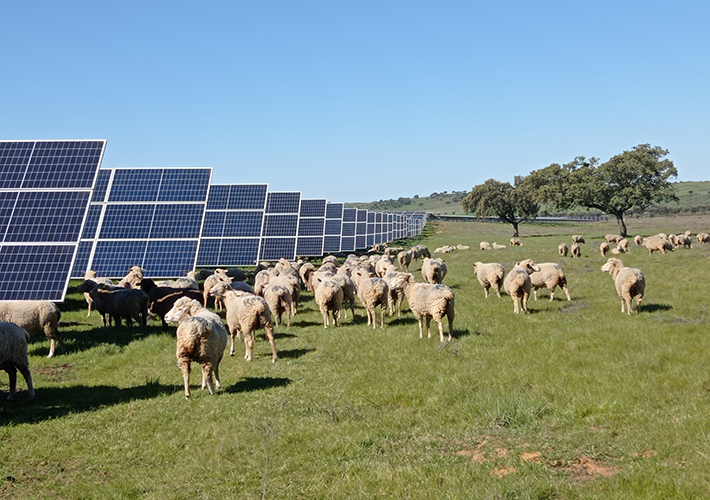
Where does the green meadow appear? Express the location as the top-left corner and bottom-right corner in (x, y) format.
(2, 215), (710, 499)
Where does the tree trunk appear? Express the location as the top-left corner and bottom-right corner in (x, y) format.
(511, 221), (519, 237)
(615, 213), (628, 237)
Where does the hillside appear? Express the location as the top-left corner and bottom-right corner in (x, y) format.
(346, 181), (710, 216)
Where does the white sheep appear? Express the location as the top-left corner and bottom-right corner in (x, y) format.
(397, 250), (413, 272)
(491, 242), (506, 250)
(479, 241), (491, 251)
(331, 273), (356, 320)
(558, 244), (569, 257)
(617, 238), (630, 253)
(0, 322), (35, 400)
(572, 235), (585, 244)
(610, 245), (626, 255)
(634, 235), (644, 246)
(601, 258), (645, 315)
(599, 242), (610, 256)
(421, 257), (447, 284)
(202, 270), (230, 310)
(118, 265), (145, 289)
(697, 232), (710, 244)
(164, 297), (228, 398)
(605, 234), (623, 244)
(383, 269), (406, 317)
(0, 301), (63, 358)
(262, 284), (292, 329)
(675, 234), (692, 249)
(473, 262), (505, 298)
(434, 245), (455, 254)
(642, 234), (674, 254)
(456, 244), (470, 250)
(510, 237), (522, 246)
(313, 278), (343, 328)
(571, 242), (581, 258)
(351, 268), (389, 329)
(375, 255), (395, 278)
(208, 284), (278, 362)
(388, 273), (454, 343)
(410, 245), (431, 262)
(529, 263), (571, 301)
(503, 259), (541, 314)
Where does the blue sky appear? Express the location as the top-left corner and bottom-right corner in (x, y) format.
(2, 1), (708, 202)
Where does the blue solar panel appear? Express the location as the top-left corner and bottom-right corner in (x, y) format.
(99, 204), (154, 239)
(297, 237), (324, 257)
(298, 218), (324, 237)
(300, 199), (326, 218)
(92, 169), (112, 202)
(81, 205), (103, 240)
(323, 236), (341, 253)
(207, 185), (230, 210)
(324, 219), (341, 236)
(71, 241), (94, 279)
(342, 208), (357, 222)
(196, 239), (221, 267)
(224, 211), (263, 238)
(0, 245), (77, 301)
(159, 169), (211, 202)
(4, 191), (91, 243)
(150, 204), (204, 239)
(0, 142), (33, 189)
(201, 211), (226, 238)
(108, 169), (162, 202)
(24, 141), (105, 189)
(357, 209), (368, 222)
(341, 237), (355, 252)
(259, 237), (296, 261)
(356, 235), (367, 249)
(219, 238), (260, 266)
(342, 222), (356, 237)
(91, 240), (147, 277)
(228, 184), (268, 210)
(326, 202), (343, 219)
(262, 214), (298, 237)
(0, 192), (18, 230)
(144, 240), (199, 276)
(266, 192), (301, 214)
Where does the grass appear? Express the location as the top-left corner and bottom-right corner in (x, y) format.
(2, 215), (710, 498)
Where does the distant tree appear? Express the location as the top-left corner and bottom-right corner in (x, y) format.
(529, 144), (677, 236)
(461, 176), (539, 236)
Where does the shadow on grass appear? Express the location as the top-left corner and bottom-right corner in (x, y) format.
(642, 303), (673, 313)
(0, 382), (175, 426)
(278, 347), (315, 359)
(386, 316), (418, 326)
(225, 377), (291, 394)
(272, 332), (298, 340)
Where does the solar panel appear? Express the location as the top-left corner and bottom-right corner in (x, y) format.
(266, 192), (300, 214)
(77, 167), (211, 278)
(0, 140), (106, 300)
(296, 237), (324, 257)
(259, 237), (296, 261)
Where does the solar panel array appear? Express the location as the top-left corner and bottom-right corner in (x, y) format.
(0, 140), (106, 300)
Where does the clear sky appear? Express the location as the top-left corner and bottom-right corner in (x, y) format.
(2, 1), (708, 202)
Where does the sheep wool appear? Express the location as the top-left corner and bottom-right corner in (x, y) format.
(421, 257), (447, 284)
(601, 258), (645, 315)
(0, 301), (62, 358)
(529, 263), (571, 301)
(503, 259), (541, 314)
(0, 322), (35, 400)
(473, 262), (505, 298)
(389, 273), (454, 343)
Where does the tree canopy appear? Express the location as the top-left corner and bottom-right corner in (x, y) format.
(529, 144), (678, 236)
(461, 176), (539, 236)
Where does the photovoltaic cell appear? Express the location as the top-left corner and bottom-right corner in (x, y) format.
(296, 237), (323, 257)
(228, 184), (268, 210)
(259, 237), (296, 261)
(0, 245), (77, 301)
(24, 141), (105, 189)
(343, 208), (357, 222)
(150, 204), (204, 239)
(91, 240), (147, 277)
(81, 205), (103, 240)
(326, 202), (343, 219)
(224, 211), (263, 238)
(266, 192), (300, 214)
(206, 185), (230, 210)
(262, 214), (298, 237)
(299, 199), (326, 218)
(158, 169), (210, 202)
(143, 240), (199, 276)
(323, 236), (341, 253)
(219, 239), (260, 266)
(298, 218), (324, 237)
(92, 169), (111, 202)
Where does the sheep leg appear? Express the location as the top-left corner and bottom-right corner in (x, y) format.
(264, 322), (278, 362)
(213, 358), (222, 390)
(483, 285), (490, 298)
(379, 305), (385, 328)
(447, 313), (454, 341)
(178, 358), (192, 398)
(201, 364), (216, 395)
(522, 292), (529, 313)
(244, 333), (254, 361)
(620, 299), (626, 314)
(425, 316), (432, 338)
(5, 367), (17, 400)
(17, 365), (35, 399)
(229, 331), (237, 356)
(635, 296), (642, 314)
(417, 317), (424, 339)
(512, 295), (520, 314)
(533, 289), (538, 301)
(285, 307), (291, 329)
(562, 285), (571, 301)
(548, 288), (555, 301)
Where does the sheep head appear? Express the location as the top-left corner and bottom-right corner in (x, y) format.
(515, 259), (540, 274)
(601, 258), (624, 278)
(164, 297), (202, 323)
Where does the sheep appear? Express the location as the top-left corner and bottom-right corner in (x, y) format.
(331, 274), (356, 320)
(605, 234), (623, 244)
(503, 259), (541, 314)
(139, 278), (205, 332)
(375, 255), (395, 278)
(384, 246), (404, 257)
(421, 257), (447, 285)
(388, 273), (454, 342)
(78, 280), (150, 329)
(633, 235), (643, 246)
(611, 246), (626, 255)
(313, 278), (343, 328)
(572, 235), (585, 244)
(617, 238), (630, 252)
(456, 244), (470, 250)
(571, 243), (581, 258)
(492, 242), (506, 250)
(675, 234), (692, 249)
(299, 262), (317, 291)
(117, 265), (145, 289)
(397, 250), (413, 272)
(262, 284), (292, 329)
(351, 268), (389, 329)
(529, 263), (571, 301)
(208, 284), (278, 362)
(0, 301), (62, 358)
(154, 271), (199, 290)
(0, 322), (35, 400)
(668, 234), (678, 246)
(257, 272), (301, 316)
(164, 297), (228, 398)
(202, 270), (230, 310)
(642, 234), (674, 254)
(510, 237), (522, 246)
(410, 245), (431, 261)
(558, 243), (569, 257)
(383, 269), (406, 317)
(434, 245), (456, 254)
(697, 232), (710, 244)
(601, 258), (645, 315)
(82, 270), (115, 317)
(599, 241), (610, 256)
(473, 262), (505, 298)
(479, 241), (491, 251)
(684, 230), (692, 237)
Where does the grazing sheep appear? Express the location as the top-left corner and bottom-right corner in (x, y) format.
(351, 268), (389, 329)
(503, 259), (541, 314)
(491, 242), (506, 250)
(383, 269), (406, 317)
(0, 301), (62, 358)
(313, 278), (343, 328)
(397, 250), (413, 272)
(389, 273), (454, 343)
(510, 237), (522, 246)
(571, 243), (581, 258)
(558, 243), (569, 257)
(642, 234), (674, 254)
(421, 257), (447, 284)
(473, 262), (505, 298)
(529, 263), (571, 301)
(410, 245), (432, 262)
(600, 241), (610, 256)
(375, 256), (395, 278)
(601, 258), (645, 315)
(697, 232), (710, 244)
(331, 274), (356, 320)
(82, 270), (115, 317)
(611, 246), (626, 255)
(208, 284), (278, 362)
(164, 297), (228, 398)
(299, 262), (317, 291)
(479, 241), (491, 251)
(139, 278), (204, 332)
(262, 284), (292, 329)
(0, 322), (35, 400)
(203, 270), (230, 310)
(255, 270), (300, 315)
(79, 281), (150, 330)
(675, 234), (692, 249)
(617, 238), (630, 252)
(572, 235), (585, 244)
(605, 234), (623, 244)
(634, 235), (644, 246)
(154, 274), (199, 290)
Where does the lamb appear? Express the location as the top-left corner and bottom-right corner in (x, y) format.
(601, 258), (645, 315)
(351, 267), (389, 329)
(322, 255), (340, 267)
(139, 278), (205, 332)
(0, 301), (62, 358)
(571, 243), (581, 258)
(479, 241), (491, 251)
(421, 257), (447, 284)
(473, 262), (505, 298)
(510, 237), (522, 246)
(388, 273), (454, 343)
(503, 259), (541, 314)
(397, 250), (413, 272)
(299, 262), (317, 291)
(491, 242), (506, 250)
(82, 270), (114, 317)
(611, 245), (626, 255)
(78, 280), (150, 330)
(154, 271), (199, 290)
(331, 273), (356, 320)
(599, 241), (610, 256)
(634, 235), (644, 246)
(164, 297), (228, 398)
(262, 284), (292, 329)
(558, 243), (569, 257)
(642, 234), (674, 254)
(313, 278), (343, 328)
(0, 322), (35, 400)
(456, 244), (470, 250)
(572, 235), (585, 244)
(529, 263), (571, 301)
(697, 232), (710, 244)
(256, 271), (301, 315)
(208, 284), (278, 362)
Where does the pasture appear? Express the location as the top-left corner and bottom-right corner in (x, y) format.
(2, 215), (710, 499)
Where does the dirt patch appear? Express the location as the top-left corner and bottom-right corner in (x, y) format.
(632, 449), (658, 458)
(520, 451), (542, 463)
(492, 466), (517, 477)
(569, 456), (620, 480)
(32, 363), (75, 381)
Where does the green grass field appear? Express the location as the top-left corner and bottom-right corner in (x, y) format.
(2, 215), (710, 499)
